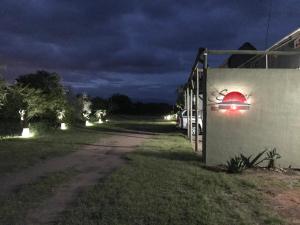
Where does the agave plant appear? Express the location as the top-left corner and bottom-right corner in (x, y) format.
(240, 149), (267, 168)
(265, 148), (281, 169)
(226, 156), (245, 173)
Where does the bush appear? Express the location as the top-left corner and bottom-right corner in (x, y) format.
(240, 149), (266, 168)
(226, 148), (282, 173)
(226, 156), (245, 173)
(0, 120), (22, 136)
(29, 122), (56, 136)
(265, 148), (281, 169)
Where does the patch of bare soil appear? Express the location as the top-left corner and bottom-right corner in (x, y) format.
(245, 170), (300, 225)
(272, 189), (300, 225)
(0, 131), (151, 225)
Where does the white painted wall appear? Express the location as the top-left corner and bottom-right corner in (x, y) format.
(206, 68), (300, 168)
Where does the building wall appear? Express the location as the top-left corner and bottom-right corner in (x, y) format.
(206, 68), (300, 168)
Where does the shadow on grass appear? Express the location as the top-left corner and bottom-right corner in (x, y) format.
(106, 122), (178, 134)
(134, 150), (228, 173)
(134, 150), (202, 162)
(73, 143), (140, 149)
(200, 165), (227, 173)
(96, 127), (159, 136)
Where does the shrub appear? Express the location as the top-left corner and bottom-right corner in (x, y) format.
(226, 156), (245, 173)
(240, 149), (267, 168)
(29, 121), (56, 136)
(265, 148), (281, 169)
(0, 120), (22, 136)
(226, 148), (282, 173)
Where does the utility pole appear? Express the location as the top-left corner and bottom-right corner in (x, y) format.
(184, 90), (187, 110)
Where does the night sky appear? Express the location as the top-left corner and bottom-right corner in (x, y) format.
(0, 0), (299, 103)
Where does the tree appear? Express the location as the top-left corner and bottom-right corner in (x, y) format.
(16, 71), (68, 124)
(8, 85), (48, 125)
(0, 77), (7, 109)
(108, 94), (132, 114)
(16, 70), (64, 95)
(78, 94), (92, 121)
(91, 97), (108, 112)
(176, 85), (185, 110)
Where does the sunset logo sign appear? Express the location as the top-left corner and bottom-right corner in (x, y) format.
(212, 91), (250, 111)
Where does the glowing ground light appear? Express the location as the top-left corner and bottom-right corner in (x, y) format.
(98, 119), (103, 124)
(21, 128), (34, 138)
(164, 114), (177, 120)
(164, 115), (172, 120)
(60, 123), (68, 130)
(85, 121), (94, 127)
(214, 91), (250, 111)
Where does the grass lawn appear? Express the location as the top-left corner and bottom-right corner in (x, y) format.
(0, 126), (110, 174)
(103, 115), (177, 133)
(0, 169), (77, 224)
(58, 120), (286, 225)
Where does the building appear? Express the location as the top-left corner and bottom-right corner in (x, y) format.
(184, 28), (300, 168)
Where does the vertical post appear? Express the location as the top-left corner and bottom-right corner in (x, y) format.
(190, 87), (193, 143)
(187, 88), (190, 138)
(202, 49), (208, 163)
(265, 54), (268, 69)
(184, 90), (187, 110)
(195, 68), (199, 152)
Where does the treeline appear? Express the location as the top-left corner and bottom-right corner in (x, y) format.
(0, 70), (173, 135)
(100, 94), (173, 115)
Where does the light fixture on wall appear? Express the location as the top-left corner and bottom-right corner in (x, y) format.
(212, 91), (250, 111)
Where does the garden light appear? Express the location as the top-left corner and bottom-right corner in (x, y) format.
(60, 123), (68, 130)
(85, 121), (94, 127)
(164, 115), (172, 120)
(21, 128), (34, 138)
(164, 114), (177, 120)
(95, 109), (106, 124)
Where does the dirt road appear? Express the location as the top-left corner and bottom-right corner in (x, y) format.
(0, 131), (151, 225)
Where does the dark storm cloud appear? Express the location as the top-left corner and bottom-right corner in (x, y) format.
(0, 0), (300, 102)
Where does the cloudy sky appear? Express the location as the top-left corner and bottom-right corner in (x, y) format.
(0, 0), (299, 103)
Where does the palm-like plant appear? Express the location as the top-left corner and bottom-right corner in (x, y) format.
(265, 148), (281, 168)
(240, 149), (267, 168)
(226, 156), (245, 173)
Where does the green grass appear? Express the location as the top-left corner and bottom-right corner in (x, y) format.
(0, 126), (110, 174)
(57, 121), (285, 225)
(0, 169), (76, 225)
(102, 115), (178, 134)
(0, 118), (290, 224)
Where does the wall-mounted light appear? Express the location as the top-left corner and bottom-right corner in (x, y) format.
(212, 91), (250, 111)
